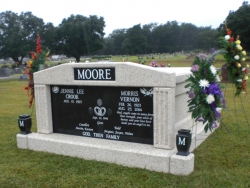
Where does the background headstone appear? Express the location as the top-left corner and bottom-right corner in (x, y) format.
(0, 68), (10, 77)
(221, 64), (230, 83)
(19, 74), (28, 80)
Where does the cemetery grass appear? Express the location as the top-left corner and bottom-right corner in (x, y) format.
(109, 54), (229, 68)
(45, 54), (249, 68)
(0, 79), (250, 187)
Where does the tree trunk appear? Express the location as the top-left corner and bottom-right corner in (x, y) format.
(11, 57), (22, 66)
(76, 56), (80, 62)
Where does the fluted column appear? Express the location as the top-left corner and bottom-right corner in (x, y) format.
(154, 87), (175, 149)
(34, 85), (53, 134)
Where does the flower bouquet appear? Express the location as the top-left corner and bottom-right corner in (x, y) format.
(185, 51), (226, 133)
(185, 23), (249, 132)
(25, 35), (49, 107)
(218, 24), (249, 96)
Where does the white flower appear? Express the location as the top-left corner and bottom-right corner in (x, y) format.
(210, 65), (217, 75)
(206, 94), (215, 104)
(216, 107), (222, 112)
(225, 35), (230, 40)
(242, 68), (246, 71)
(237, 79), (242, 82)
(216, 75), (221, 82)
(234, 55), (240, 60)
(199, 79), (210, 89)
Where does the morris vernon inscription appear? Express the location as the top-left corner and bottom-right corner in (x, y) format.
(74, 68), (115, 80)
(51, 86), (153, 144)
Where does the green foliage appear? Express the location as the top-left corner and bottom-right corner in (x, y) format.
(91, 55), (111, 59)
(98, 21), (218, 55)
(10, 63), (17, 69)
(0, 64), (9, 68)
(55, 15), (105, 62)
(0, 11), (53, 65)
(122, 24), (147, 54)
(106, 29), (127, 55)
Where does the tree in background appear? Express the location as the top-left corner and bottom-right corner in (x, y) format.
(122, 24), (147, 55)
(96, 36), (113, 55)
(218, 1), (250, 51)
(109, 29), (127, 55)
(142, 23), (158, 53)
(196, 26), (217, 51)
(102, 21), (218, 55)
(0, 11), (53, 65)
(54, 15), (105, 62)
(150, 21), (182, 53)
(177, 23), (198, 51)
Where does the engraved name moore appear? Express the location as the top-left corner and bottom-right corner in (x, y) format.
(74, 68), (115, 81)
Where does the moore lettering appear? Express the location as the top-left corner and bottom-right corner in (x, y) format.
(74, 68), (115, 81)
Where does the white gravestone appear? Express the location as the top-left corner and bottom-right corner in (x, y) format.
(16, 62), (213, 174)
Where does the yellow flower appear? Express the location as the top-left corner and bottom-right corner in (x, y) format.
(237, 63), (241, 68)
(242, 58), (246, 62)
(236, 45), (242, 51)
(235, 40), (241, 44)
(242, 51), (246, 56)
(245, 76), (249, 80)
(247, 64), (249, 68)
(28, 60), (33, 66)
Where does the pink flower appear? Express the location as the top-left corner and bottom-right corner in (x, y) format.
(191, 64), (199, 72)
(199, 54), (207, 59)
(212, 122), (217, 128)
(188, 91), (195, 99)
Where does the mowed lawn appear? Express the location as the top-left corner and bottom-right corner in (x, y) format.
(0, 61), (250, 187)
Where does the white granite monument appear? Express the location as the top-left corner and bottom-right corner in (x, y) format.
(16, 62), (213, 175)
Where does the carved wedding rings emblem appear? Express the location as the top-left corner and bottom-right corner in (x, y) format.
(94, 106), (106, 116)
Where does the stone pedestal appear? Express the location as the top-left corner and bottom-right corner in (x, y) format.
(170, 153), (194, 175)
(16, 134), (28, 149)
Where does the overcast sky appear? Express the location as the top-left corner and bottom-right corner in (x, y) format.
(0, 0), (245, 36)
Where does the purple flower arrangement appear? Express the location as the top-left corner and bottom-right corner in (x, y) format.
(185, 49), (225, 132)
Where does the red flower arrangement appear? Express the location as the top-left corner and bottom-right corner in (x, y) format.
(24, 34), (49, 107)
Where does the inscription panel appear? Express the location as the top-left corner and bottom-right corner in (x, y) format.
(51, 85), (153, 144)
